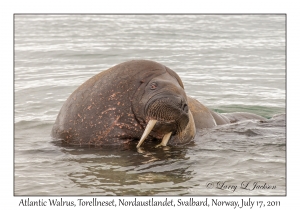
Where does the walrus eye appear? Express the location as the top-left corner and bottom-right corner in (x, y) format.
(150, 82), (157, 90)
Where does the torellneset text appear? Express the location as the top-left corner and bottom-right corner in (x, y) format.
(18, 198), (116, 207)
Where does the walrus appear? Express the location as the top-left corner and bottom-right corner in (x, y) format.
(51, 60), (266, 148)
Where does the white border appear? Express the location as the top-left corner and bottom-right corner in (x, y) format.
(2, 0), (297, 209)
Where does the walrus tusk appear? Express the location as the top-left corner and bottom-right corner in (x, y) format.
(136, 119), (157, 148)
(155, 132), (172, 148)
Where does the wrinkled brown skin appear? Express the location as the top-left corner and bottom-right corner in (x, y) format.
(52, 60), (188, 146)
(51, 60), (266, 146)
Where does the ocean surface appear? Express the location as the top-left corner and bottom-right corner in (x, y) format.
(14, 15), (286, 196)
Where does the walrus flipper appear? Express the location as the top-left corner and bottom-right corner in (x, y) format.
(221, 112), (267, 123)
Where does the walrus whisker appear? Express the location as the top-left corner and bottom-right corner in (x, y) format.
(136, 119), (157, 148)
(175, 121), (184, 141)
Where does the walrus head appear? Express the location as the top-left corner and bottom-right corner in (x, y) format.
(134, 70), (196, 148)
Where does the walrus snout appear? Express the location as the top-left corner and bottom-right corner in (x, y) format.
(145, 95), (189, 121)
(136, 95), (190, 148)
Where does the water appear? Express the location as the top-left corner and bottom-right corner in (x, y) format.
(14, 15), (286, 196)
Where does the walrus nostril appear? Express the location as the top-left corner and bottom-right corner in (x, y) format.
(182, 103), (189, 113)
